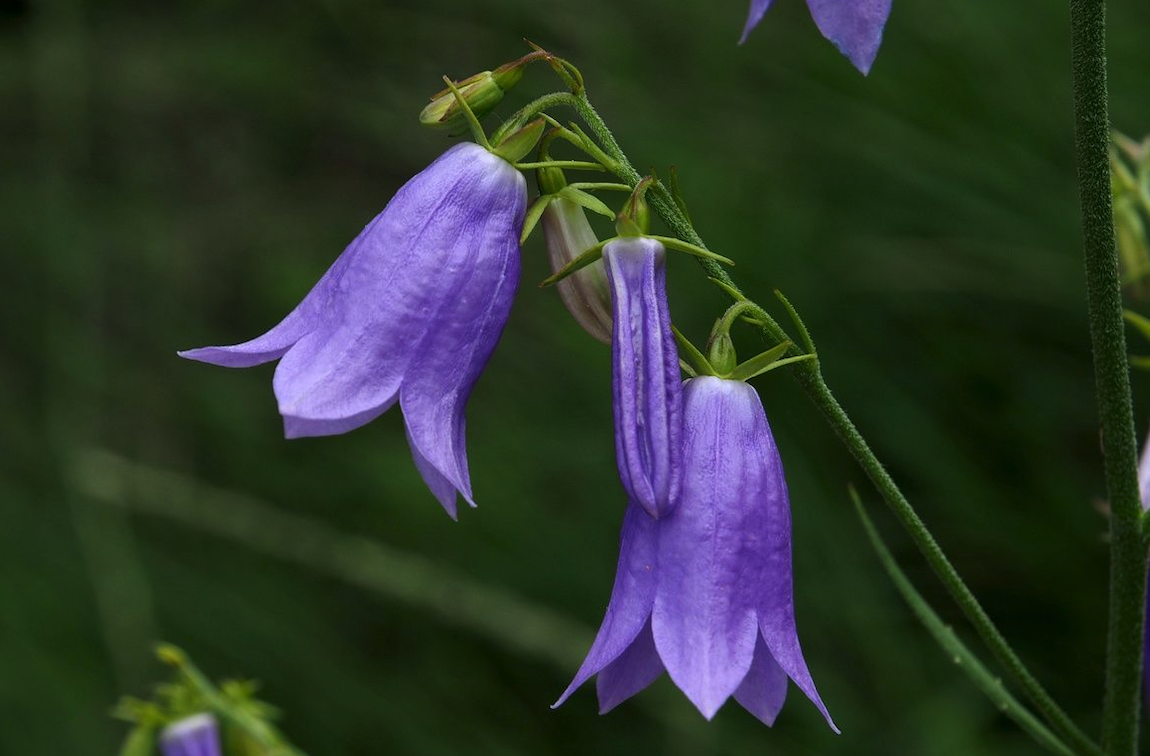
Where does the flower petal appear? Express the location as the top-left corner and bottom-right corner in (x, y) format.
(605, 237), (683, 519)
(399, 158), (525, 511)
(806, 0), (891, 74)
(739, 0), (776, 44)
(554, 504), (659, 708)
(596, 618), (665, 713)
(652, 378), (767, 719)
(272, 145), (516, 439)
(733, 633), (789, 726)
(716, 380), (839, 732)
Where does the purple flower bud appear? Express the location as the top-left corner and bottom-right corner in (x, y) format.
(159, 713), (221, 756)
(555, 376), (836, 729)
(541, 198), (613, 344)
(180, 143), (527, 517)
(604, 237), (682, 519)
(740, 0), (892, 75)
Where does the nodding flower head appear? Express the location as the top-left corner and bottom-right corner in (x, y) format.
(555, 376), (835, 729)
(180, 143), (527, 517)
(740, 0), (892, 75)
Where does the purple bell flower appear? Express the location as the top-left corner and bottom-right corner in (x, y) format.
(555, 376), (836, 728)
(740, 0), (892, 75)
(159, 713), (221, 756)
(180, 143), (527, 517)
(604, 237), (683, 520)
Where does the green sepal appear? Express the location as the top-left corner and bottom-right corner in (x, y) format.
(557, 186), (616, 220)
(539, 241), (606, 287)
(520, 194), (555, 244)
(615, 177), (654, 237)
(851, 490), (1076, 756)
(726, 342), (809, 382)
(672, 325), (714, 377)
(774, 289), (816, 355)
(649, 236), (734, 266)
(493, 117), (546, 163)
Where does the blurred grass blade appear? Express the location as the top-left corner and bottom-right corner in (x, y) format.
(70, 448), (592, 672)
(850, 488), (1077, 756)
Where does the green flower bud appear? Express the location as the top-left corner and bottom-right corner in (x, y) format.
(419, 60), (526, 136)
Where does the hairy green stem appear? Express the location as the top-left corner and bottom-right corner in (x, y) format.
(1069, 1), (1148, 753)
(561, 90), (1102, 756)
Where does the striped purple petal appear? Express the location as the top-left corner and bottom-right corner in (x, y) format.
(604, 237), (683, 519)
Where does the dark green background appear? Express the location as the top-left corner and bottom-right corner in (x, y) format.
(4, 0), (1150, 753)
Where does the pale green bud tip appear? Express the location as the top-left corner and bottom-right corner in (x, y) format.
(707, 333), (738, 376)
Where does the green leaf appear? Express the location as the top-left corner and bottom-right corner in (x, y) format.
(851, 491), (1077, 756)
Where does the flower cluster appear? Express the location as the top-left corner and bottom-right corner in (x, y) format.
(181, 57), (835, 728)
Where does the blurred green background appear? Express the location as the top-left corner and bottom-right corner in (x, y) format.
(4, 0), (1150, 753)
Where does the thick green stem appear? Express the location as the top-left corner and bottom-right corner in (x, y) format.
(563, 90), (1102, 756)
(1069, 1), (1149, 754)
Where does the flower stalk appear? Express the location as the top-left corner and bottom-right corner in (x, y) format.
(1069, 1), (1150, 754)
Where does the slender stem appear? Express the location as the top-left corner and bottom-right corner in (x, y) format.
(564, 90), (1103, 756)
(1069, 1), (1149, 753)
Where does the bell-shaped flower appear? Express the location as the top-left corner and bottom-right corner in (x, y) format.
(555, 376), (836, 728)
(740, 0), (892, 75)
(180, 142), (527, 517)
(159, 713), (221, 756)
(604, 236), (683, 519)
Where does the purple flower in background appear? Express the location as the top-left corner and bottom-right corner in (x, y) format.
(1139, 432), (1150, 713)
(740, 0), (892, 75)
(160, 713), (221, 756)
(555, 376), (836, 727)
(180, 143), (527, 517)
(604, 237), (683, 519)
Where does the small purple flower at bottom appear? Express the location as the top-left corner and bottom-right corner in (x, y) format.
(160, 713), (221, 756)
(555, 376), (836, 728)
(180, 142), (527, 517)
(604, 236), (682, 520)
(740, 0), (892, 75)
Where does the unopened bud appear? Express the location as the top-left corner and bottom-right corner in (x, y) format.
(542, 197), (613, 344)
(419, 60), (525, 135)
(707, 332), (738, 376)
